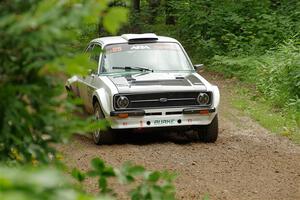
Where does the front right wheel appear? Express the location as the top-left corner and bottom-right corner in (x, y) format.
(196, 114), (219, 143)
(93, 102), (115, 145)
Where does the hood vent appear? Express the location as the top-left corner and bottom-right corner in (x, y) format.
(130, 79), (191, 86)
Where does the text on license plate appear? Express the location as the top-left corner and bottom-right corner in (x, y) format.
(153, 119), (176, 125)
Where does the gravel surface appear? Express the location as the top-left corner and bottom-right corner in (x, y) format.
(58, 71), (300, 200)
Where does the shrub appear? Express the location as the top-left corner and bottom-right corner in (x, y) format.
(212, 38), (300, 111)
(132, 0), (299, 63)
(0, 166), (106, 200)
(0, 158), (176, 200)
(0, 0), (128, 164)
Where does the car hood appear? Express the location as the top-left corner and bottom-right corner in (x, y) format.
(107, 72), (207, 93)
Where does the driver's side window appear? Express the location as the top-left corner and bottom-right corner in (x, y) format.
(88, 44), (102, 74)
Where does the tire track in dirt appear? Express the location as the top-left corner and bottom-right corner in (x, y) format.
(58, 71), (300, 200)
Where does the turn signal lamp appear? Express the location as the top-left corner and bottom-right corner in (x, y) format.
(118, 113), (129, 118)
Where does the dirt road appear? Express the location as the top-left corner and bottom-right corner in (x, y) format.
(58, 72), (300, 200)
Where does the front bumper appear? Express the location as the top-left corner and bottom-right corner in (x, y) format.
(109, 107), (217, 129)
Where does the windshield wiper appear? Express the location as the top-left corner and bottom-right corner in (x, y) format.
(112, 66), (153, 72)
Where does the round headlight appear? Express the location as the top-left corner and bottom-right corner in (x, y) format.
(117, 96), (129, 108)
(197, 93), (210, 105)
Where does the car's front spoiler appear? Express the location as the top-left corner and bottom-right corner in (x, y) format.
(109, 107), (217, 129)
(110, 109), (145, 117)
(110, 107), (215, 117)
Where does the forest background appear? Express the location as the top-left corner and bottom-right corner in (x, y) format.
(0, 0), (299, 199)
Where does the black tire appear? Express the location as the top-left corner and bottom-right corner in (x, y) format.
(93, 102), (115, 145)
(197, 115), (219, 143)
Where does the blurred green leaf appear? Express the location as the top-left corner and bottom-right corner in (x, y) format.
(0, 166), (114, 200)
(203, 194), (210, 200)
(147, 171), (160, 183)
(91, 158), (105, 171)
(71, 168), (86, 182)
(103, 7), (128, 35)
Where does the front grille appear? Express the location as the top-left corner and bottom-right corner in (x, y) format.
(114, 92), (212, 110)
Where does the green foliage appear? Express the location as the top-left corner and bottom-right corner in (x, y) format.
(87, 158), (116, 194)
(0, 157), (176, 200)
(232, 87), (300, 143)
(130, 170), (176, 200)
(203, 194), (210, 200)
(73, 158), (177, 200)
(212, 39), (300, 111)
(212, 39), (300, 141)
(103, 7), (129, 34)
(72, 168), (86, 183)
(0, 0), (127, 164)
(0, 166), (111, 200)
(174, 0), (299, 61)
(131, 0), (299, 62)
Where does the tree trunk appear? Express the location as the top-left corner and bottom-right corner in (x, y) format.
(130, 0), (141, 33)
(132, 0), (140, 12)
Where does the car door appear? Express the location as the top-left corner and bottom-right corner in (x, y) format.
(84, 43), (102, 113)
(76, 44), (92, 110)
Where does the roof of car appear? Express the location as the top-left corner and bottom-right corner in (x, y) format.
(90, 33), (179, 46)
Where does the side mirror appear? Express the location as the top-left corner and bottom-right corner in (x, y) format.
(194, 64), (204, 70)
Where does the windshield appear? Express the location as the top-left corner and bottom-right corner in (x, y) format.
(102, 42), (193, 73)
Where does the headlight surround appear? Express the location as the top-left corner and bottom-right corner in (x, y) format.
(116, 96), (129, 108)
(197, 93), (210, 105)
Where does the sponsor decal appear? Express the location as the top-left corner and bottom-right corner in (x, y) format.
(130, 45), (151, 50)
(153, 119), (176, 125)
(108, 46), (122, 53)
(105, 43), (180, 54)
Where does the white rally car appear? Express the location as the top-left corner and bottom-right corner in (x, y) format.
(66, 33), (220, 144)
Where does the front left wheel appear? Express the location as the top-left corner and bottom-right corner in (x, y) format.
(93, 102), (115, 145)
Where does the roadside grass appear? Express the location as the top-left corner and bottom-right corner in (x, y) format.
(231, 86), (300, 144)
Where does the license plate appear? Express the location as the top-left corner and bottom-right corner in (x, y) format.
(153, 119), (176, 125)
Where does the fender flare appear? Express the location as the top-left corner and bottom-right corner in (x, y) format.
(92, 88), (111, 117)
(211, 85), (220, 110)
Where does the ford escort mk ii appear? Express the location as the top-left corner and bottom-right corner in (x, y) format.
(66, 33), (220, 144)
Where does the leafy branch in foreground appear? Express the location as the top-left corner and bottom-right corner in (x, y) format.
(0, 0), (127, 164)
(0, 165), (110, 200)
(0, 157), (176, 200)
(72, 158), (177, 200)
